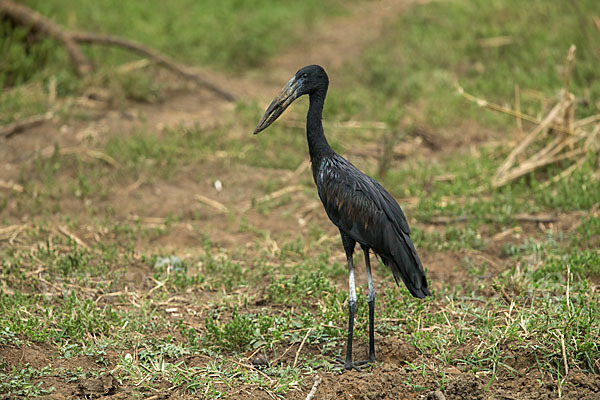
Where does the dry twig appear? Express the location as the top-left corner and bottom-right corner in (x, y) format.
(71, 32), (235, 101)
(57, 226), (89, 248)
(514, 84), (523, 136)
(457, 86), (578, 137)
(256, 185), (303, 205)
(289, 158), (311, 180)
(196, 194), (229, 214)
(0, 224), (27, 242)
(40, 146), (120, 168)
(243, 185), (304, 213)
(0, 112), (53, 138)
(293, 328), (312, 369)
(304, 375), (322, 400)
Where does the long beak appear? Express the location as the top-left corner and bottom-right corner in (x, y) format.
(253, 76), (302, 134)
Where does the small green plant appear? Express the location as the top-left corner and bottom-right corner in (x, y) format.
(0, 365), (54, 397)
(204, 308), (261, 352)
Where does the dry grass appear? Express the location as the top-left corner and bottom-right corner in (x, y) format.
(458, 45), (600, 188)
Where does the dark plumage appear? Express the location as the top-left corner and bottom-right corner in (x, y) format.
(254, 65), (430, 370)
(316, 155), (430, 298)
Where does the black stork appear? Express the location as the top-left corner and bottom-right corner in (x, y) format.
(254, 65), (430, 371)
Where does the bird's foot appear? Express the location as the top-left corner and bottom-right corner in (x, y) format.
(355, 360), (375, 366)
(354, 356), (376, 367)
(334, 357), (362, 372)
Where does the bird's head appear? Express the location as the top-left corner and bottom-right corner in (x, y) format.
(253, 65), (328, 134)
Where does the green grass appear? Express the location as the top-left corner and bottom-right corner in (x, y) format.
(2, 218), (597, 397)
(2, 0), (600, 398)
(0, 0), (352, 123)
(19, 0), (350, 71)
(0, 364), (54, 397)
(328, 0), (600, 130)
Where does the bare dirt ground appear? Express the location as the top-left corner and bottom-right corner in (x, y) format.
(1, 1), (599, 399)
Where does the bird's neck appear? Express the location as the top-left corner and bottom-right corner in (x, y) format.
(307, 89), (333, 163)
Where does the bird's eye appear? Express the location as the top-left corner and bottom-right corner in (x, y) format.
(302, 73), (308, 79)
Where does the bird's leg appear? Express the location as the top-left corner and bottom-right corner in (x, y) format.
(343, 251), (359, 371)
(358, 246), (376, 364)
(334, 233), (361, 372)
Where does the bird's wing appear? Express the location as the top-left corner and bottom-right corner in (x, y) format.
(317, 155), (429, 297)
(317, 155), (410, 241)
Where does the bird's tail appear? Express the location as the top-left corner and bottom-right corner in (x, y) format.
(381, 230), (430, 299)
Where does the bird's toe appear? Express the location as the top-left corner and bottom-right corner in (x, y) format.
(355, 357), (376, 367)
(344, 362), (362, 372)
(334, 357), (363, 372)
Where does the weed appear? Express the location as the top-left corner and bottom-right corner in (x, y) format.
(0, 365), (54, 397)
(204, 308), (267, 352)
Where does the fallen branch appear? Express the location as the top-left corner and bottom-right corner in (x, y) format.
(40, 146), (120, 168)
(71, 32), (235, 101)
(289, 158), (310, 180)
(116, 59), (152, 74)
(515, 84), (523, 136)
(511, 213), (558, 223)
(256, 185), (304, 203)
(0, 112), (53, 138)
(479, 36), (513, 48)
(426, 216), (468, 224)
(0, 0), (235, 101)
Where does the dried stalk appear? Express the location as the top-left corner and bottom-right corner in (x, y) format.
(426, 213), (557, 225)
(57, 226), (89, 248)
(242, 185), (303, 213)
(196, 194), (229, 214)
(293, 328), (312, 369)
(493, 101), (565, 184)
(495, 148), (586, 187)
(461, 45), (599, 188)
(515, 84), (523, 136)
(457, 86), (578, 136)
